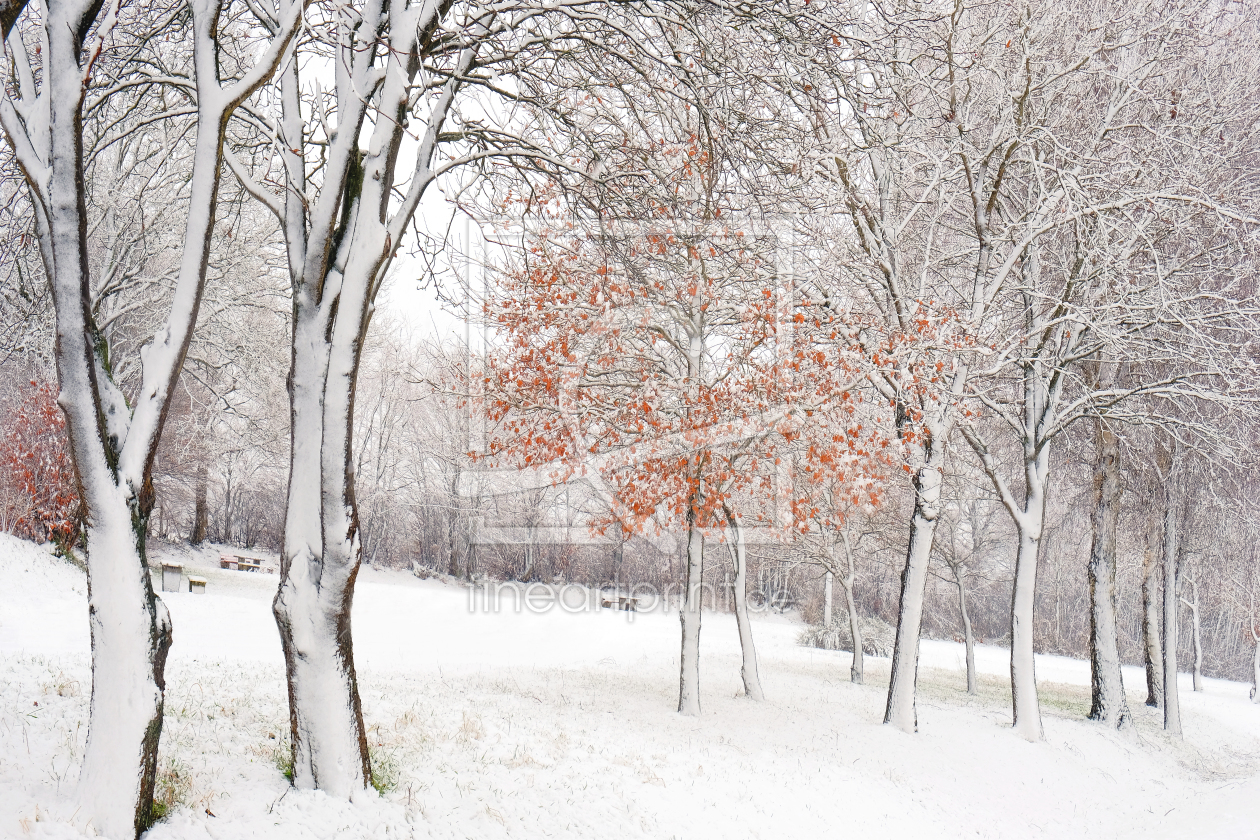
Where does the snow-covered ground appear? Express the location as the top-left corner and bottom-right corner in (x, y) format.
(3, 533), (1259, 840)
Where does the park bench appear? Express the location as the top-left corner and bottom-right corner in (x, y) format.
(219, 554), (263, 572)
(600, 594), (639, 612)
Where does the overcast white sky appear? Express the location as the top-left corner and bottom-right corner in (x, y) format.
(377, 188), (493, 352)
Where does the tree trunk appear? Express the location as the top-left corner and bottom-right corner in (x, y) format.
(1141, 518), (1164, 708)
(1161, 485), (1182, 736)
(678, 497), (704, 715)
(34, 4), (223, 832)
(521, 539), (536, 581)
(1010, 521), (1045, 742)
(272, 307), (371, 797)
(612, 535), (624, 586)
(1086, 418), (1130, 728)
(725, 508), (764, 700)
(843, 575), (864, 685)
(191, 463), (209, 544)
(823, 570), (833, 628)
(1251, 637), (1259, 703)
(954, 566), (977, 695)
(447, 474), (464, 578)
(1187, 579), (1203, 692)
(78, 500), (173, 839)
(221, 473), (234, 544)
(837, 531), (863, 684)
(884, 455), (944, 732)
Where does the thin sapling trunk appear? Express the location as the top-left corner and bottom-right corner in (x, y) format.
(678, 495), (704, 715)
(953, 564), (977, 695)
(1142, 518), (1164, 709)
(724, 505), (764, 700)
(839, 530), (863, 684)
(1161, 477), (1182, 736)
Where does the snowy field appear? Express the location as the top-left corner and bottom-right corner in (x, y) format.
(3, 533), (1260, 840)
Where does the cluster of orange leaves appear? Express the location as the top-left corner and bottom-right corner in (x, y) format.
(484, 227), (903, 540)
(0, 381), (82, 547)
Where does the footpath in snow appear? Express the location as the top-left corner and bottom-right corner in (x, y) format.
(2, 533), (1259, 840)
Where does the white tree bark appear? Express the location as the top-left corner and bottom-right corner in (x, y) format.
(678, 499), (704, 715)
(823, 570), (833, 628)
(1181, 575), (1203, 693)
(1009, 455), (1048, 742)
(1087, 414), (1131, 728)
(952, 563), (977, 695)
(724, 506), (764, 701)
(838, 530), (864, 685)
(884, 429), (947, 732)
(258, 2), (484, 792)
(1142, 521), (1165, 709)
(962, 353), (1060, 742)
(1160, 459), (1183, 736)
(1252, 633), (1260, 704)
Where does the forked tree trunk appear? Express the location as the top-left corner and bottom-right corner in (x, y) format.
(1141, 520), (1164, 708)
(272, 247), (372, 795)
(1087, 417), (1130, 728)
(725, 508), (764, 700)
(268, 2), (476, 790)
(1161, 483), (1182, 736)
(40, 22), (178, 835)
(678, 498), (704, 715)
(3, 2), (300, 833)
(967, 424), (1049, 741)
(885, 444), (946, 732)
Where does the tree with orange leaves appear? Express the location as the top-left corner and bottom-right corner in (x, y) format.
(484, 149), (892, 715)
(480, 10), (904, 712)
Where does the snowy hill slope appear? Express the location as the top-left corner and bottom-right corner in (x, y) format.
(2, 533), (1259, 839)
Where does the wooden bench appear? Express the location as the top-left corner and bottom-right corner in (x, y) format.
(219, 554), (262, 572)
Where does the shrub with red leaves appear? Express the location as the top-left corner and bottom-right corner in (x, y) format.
(0, 380), (83, 549)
